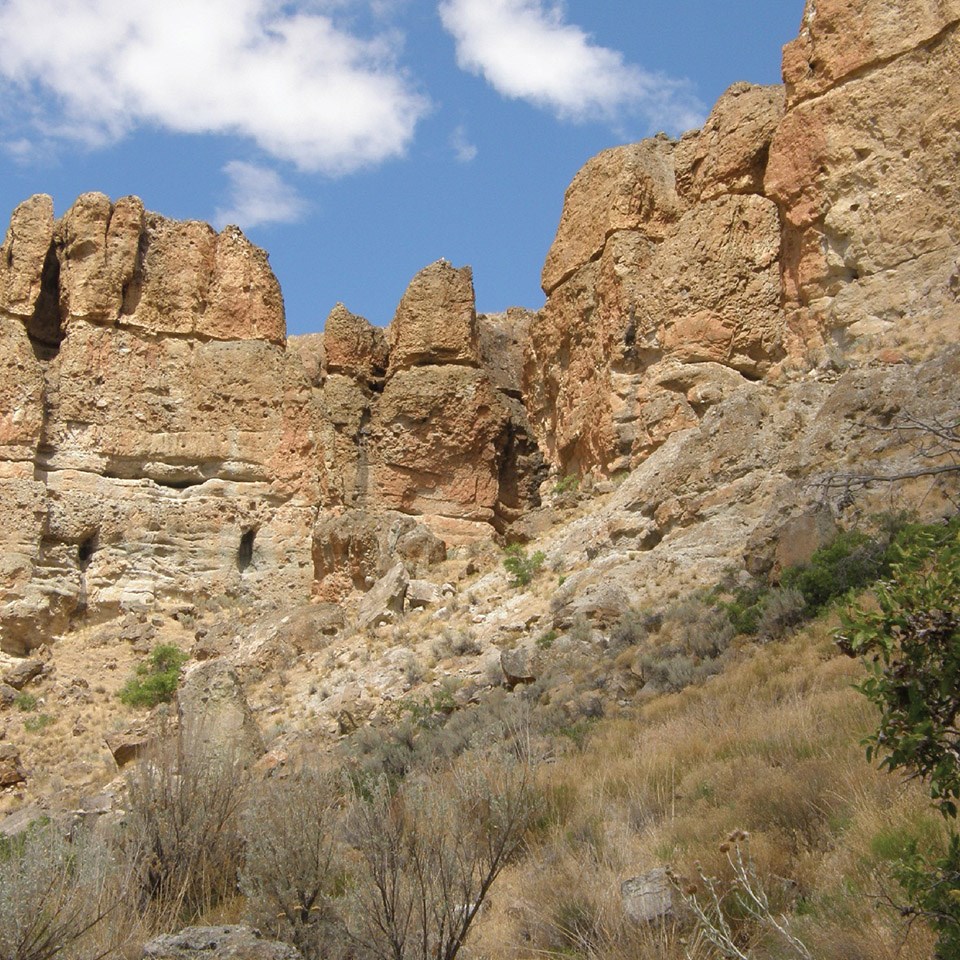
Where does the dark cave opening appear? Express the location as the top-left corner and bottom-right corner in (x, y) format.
(238, 529), (256, 572)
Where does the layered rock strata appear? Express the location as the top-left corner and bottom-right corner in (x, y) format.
(297, 263), (545, 601)
(525, 86), (788, 474)
(526, 0), (960, 475)
(0, 194), (319, 653)
(1, 0), (958, 647)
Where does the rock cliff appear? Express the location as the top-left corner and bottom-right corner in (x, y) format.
(525, 0), (960, 475)
(0, 0), (958, 656)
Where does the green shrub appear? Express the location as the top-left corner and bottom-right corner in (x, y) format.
(553, 474), (579, 495)
(838, 519), (960, 955)
(118, 644), (188, 708)
(23, 714), (52, 733)
(536, 630), (558, 650)
(503, 544), (546, 588)
(782, 529), (888, 613)
(13, 692), (37, 712)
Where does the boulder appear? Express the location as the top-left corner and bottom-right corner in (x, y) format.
(2, 657), (45, 690)
(105, 719), (154, 768)
(621, 868), (673, 923)
(405, 579), (443, 610)
(57, 193), (143, 325)
(0, 742), (26, 787)
(541, 138), (682, 295)
(0, 194), (55, 319)
(674, 82), (785, 203)
(177, 660), (264, 766)
(356, 562), (408, 631)
(500, 647), (536, 690)
(143, 926), (301, 960)
(370, 365), (509, 530)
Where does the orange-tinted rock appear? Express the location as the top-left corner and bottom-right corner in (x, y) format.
(323, 304), (388, 382)
(541, 138), (682, 295)
(674, 83), (785, 203)
(388, 260), (479, 370)
(638, 194), (783, 375)
(370, 364), (507, 524)
(121, 215), (285, 342)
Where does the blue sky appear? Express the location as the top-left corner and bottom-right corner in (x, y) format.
(0, 1), (803, 336)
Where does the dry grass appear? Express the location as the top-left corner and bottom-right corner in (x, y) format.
(472, 617), (941, 959)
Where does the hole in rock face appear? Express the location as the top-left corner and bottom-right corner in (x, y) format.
(27, 242), (65, 360)
(78, 534), (97, 571)
(238, 529), (256, 572)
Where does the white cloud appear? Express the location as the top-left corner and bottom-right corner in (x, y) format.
(450, 125), (478, 162)
(0, 0), (429, 174)
(214, 161), (308, 229)
(437, 0), (703, 131)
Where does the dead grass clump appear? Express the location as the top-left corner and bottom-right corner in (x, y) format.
(475, 621), (942, 960)
(123, 732), (247, 928)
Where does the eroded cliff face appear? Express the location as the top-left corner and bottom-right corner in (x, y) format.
(0, 194), (320, 654)
(0, 0), (957, 652)
(294, 262), (545, 602)
(526, 0), (960, 475)
(0, 201), (546, 645)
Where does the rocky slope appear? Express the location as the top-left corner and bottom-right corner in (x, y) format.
(0, 0), (958, 813)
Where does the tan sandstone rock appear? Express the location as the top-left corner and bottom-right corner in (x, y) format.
(766, 0), (960, 363)
(0, 743), (25, 787)
(388, 260), (480, 370)
(674, 82), (785, 203)
(324, 303), (389, 382)
(0, 194), (55, 319)
(541, 138), (682, 295)
(57, 192), (143, 325)
(178, 659), (264, 765)
(782, 0), (960, 106)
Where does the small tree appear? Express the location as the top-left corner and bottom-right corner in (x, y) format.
(837, 522), (960, 955)
(119, 644), (188, 708)
(503, 545), (546, 588)
(0, 822), (117, 960)
(240, 765), (343, 960)
(345, 756), (538, 960)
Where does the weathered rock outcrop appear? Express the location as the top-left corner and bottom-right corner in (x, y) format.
(766, 0), (960, 363)
(0, 0), (957, 651)
(526, 0), (960, 476)
(526, 86), (787, 474)
(305, 263), (545, 599)
(0, 194), (319, 653)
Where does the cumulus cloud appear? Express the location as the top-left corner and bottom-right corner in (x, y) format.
(450, 125), (478, 162)
(0, 0), (429, 174)
(437, 0), (703, 131)
(214, 161), (308, 229)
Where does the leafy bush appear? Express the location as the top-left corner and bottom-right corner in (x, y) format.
(838, 519), (960, 955)
(503, 545), (546, 588)
(23, 714), (52, 733)
(13, 692), (37, 712)
(782, 529), (889, 613)
(118, 644), (188, 708)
